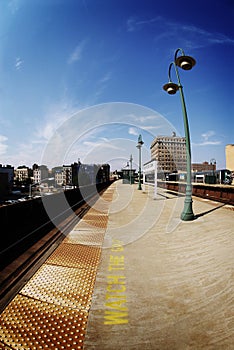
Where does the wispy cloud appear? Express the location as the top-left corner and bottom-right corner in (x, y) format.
(128, 127), (138, 136)
(179, 24), (234, 48)
(94, 72), (112, 100)
(127, 16), (162, 32)
(133, 115), (157, 123)
(193, 130), (222, 146)
(127, 16), (234, 48)
(140, 125), (162, 131)
(3, 100), (81, 167)
(35, 101), (78, 142)
(99, 72), (111, 84)
(68, 40), (86, 64)
(128, 124), (161, 136)
(0, 135), (8, 155)
(15, 57), (23, 70)
(202, 130), (216, 141)
(83, 138), (123, 151)
(198, 141), (222, 146)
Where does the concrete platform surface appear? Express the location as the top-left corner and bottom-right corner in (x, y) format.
(0, 180), (233, 350)
(84, 181), (234, 350)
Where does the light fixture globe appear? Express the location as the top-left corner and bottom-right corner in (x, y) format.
(175, 55), (196, 70)
(163, 82), (179, 95)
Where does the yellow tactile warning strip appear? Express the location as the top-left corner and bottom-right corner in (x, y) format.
(46, 243), (102, 269)
(0, 186), (115, 350)
(0, 294), (88, 350)
(63, 230), (106, 246)
(20, 265), (97, 310)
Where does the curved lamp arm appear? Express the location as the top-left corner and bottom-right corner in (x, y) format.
(174, 48), (186, 61)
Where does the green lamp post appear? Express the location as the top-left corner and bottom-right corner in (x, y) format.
(129, 154), (133, 185)
(163, 48), (196, 221)
(136, 134), (144, 190)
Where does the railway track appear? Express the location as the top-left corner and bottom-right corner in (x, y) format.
(0, 188), (105, 313)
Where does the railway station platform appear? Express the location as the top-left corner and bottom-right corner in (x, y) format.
(0, 180), (233, 349)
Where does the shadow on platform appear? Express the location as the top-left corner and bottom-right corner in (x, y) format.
(195, 203), (226, 218)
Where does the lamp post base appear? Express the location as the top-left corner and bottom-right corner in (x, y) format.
(180, 200), (195, 221)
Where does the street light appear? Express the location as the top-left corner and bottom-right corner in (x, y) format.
(163, 48), (196, 221)
(129, 154), (133, 185)
(210, 158), (216, 184)
(210, 158), (216, 176)
(136, 134), (144, 190)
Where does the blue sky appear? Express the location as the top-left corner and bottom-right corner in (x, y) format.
(0, 0), (233, 171)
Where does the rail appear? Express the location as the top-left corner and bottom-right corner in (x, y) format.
(157, 180), (234, 205)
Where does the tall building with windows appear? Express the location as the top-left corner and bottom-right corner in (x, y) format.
(15, 166), (32, 184)
(150, 132), (186, 173)
(32, 164), (49, 183)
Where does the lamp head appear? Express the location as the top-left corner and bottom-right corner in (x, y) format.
(163, 82), (179, 95)
(137, 134), (144, 146)
(175, 55), (196, 70)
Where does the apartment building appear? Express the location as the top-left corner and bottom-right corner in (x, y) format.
(32, 164), (49, 183)
(15, 166), (32, 183)
(150, 133), (186, 173)
(52, 167), (64, 187)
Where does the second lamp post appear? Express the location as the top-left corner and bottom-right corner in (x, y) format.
(136, 134), (144, 190)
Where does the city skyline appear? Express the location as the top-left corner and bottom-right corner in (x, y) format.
(0, 0), (233, 170)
